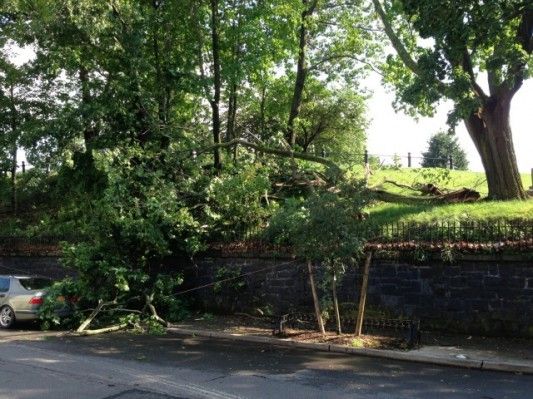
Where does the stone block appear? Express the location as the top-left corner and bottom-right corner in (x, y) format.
(484, 276), (502, 287)
(400, 280), (422, 292)
(380, 295), (401, 308)
(450, 276), (468, 289)
(467, 299), (489, 312)
(404, 293), (421, 305)
(397, 271), (419, 280)
(419, 267), (435, 279)
(446, 298), (466, 311)
(380, 284), (400, 295)
(380, 265), (397, 277)
(443, 266), (461, 277)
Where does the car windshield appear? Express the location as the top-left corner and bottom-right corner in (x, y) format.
(18, 278), (52, 290)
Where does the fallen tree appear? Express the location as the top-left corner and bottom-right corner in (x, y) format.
(197, 140), (482, 204)
(370, 187), (480, 204)
(72, 293), (170, 336)
(383, 180), (444, 196)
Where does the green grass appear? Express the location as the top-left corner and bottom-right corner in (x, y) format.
(351, 167), (533, 224)
(352, 167), (531, 198)
(367, 200), (533, 225)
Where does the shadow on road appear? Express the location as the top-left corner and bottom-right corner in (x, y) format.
(10, 331), (531, 399)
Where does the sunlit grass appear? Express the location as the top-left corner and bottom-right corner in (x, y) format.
(367, 199), (533, 224)
(356, 167), (533, 223)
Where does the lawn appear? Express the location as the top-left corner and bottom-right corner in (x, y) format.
(347, 167), (533, 224)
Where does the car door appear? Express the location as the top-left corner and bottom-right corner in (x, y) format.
(0, 277), (10, 306)
(9, 278), (49, 314)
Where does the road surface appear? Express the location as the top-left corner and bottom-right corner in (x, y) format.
(0, 328), (531, 399)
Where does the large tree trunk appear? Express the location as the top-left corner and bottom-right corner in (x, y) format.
(79, 66), (97, 150)
(10, 145), (17, 215)
(9, 84), (17, 215)
(287, 0), (317, 147)
(464, 95), (526, 200)
(210, 0), (222, 171)
(226, 82), (238, 162)
(259, 85), (267, 139)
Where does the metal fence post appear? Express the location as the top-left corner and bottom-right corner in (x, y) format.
(407, 152), (412, 168)
(22, 161), (25, 174)
(449, 155), (453, 169)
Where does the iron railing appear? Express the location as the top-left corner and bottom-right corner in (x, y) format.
(222, 220), (533, 246)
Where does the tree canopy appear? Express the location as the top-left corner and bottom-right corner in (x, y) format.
(0, 0), (379, 330)
(372, 0), (532, 199)
(422, 132), (468, 170)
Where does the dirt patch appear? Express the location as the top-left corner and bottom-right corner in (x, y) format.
(176, 314), (409, 350)
(277, 329), (408, 350)
(176, 314), (533, 357)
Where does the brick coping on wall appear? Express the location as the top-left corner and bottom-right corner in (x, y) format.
(201, 249), (533, 263)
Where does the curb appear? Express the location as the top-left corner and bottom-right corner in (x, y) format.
(167, 327), (533, 375)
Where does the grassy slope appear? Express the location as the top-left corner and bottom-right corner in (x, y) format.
(1, 167), (531, 235)
(349, 167), (533, 224)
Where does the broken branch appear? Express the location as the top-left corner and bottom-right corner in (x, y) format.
(196, 139), (343, 181)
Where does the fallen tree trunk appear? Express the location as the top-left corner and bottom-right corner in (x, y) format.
(369, 187), (480, 204)
(383, 180), (444, 196)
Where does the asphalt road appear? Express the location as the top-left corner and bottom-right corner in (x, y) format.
(0, 328), (532, 399)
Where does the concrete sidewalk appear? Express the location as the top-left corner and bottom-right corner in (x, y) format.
(167, 326), (533, 375)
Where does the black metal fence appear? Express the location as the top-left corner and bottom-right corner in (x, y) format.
(0, 221), (531, 251)
(363, 220), (533, 243)
(222, 220), (533, 247)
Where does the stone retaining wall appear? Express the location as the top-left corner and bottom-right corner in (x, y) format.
(186, 253), (533, 337)
(0, 256), (66, 279)
(1, 253), (531, 336)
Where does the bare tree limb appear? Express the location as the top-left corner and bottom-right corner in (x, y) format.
(144, 293), (168, 327)
(76, 299), (118, 333)
(73, 323), (129, 336)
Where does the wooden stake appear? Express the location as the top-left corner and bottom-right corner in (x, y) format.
(307, 260), (325, 335)
(331, 270), (342, 335)
(355, 251), (373, 336)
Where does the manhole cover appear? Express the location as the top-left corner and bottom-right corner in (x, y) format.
(103, 389), (187, 399)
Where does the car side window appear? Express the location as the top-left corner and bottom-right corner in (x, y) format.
(0, 278), (10, 293)
(18, 278), (52, 290)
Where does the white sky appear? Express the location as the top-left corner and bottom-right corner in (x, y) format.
(365, 72), (532, 172)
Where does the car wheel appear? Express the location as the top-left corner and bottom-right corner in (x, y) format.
(0, 306), (15, 329)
